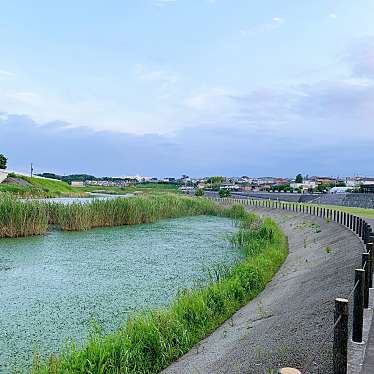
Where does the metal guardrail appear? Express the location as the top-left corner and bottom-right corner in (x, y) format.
(208, 196), (373, 374)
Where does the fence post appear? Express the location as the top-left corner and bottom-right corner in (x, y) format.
(362, 253), (370, 309)
(367, 243), (373, 288)
(352, 269), (365, 343)
(333, 298), (348, 374)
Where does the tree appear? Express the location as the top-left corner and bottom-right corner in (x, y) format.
(0, 154), (7, 170)
(195, 188), (204, 197)
(295, 173), (303, 183)
(219, 189), (231, 198)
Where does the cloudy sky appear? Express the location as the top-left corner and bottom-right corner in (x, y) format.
(1, 0), (374, 177)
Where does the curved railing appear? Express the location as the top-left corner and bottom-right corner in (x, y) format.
(208, 196), (373, 374)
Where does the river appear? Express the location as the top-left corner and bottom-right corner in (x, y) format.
(0, 215), (242, 372)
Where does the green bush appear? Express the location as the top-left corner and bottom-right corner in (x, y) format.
(195, 188), (204, 196)
(219, 189), (231, 198)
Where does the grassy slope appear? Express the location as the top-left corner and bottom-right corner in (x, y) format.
(31, 205), (288, 374)
(0, 175), (81, 197)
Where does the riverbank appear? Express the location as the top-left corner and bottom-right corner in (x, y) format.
(162, 206), (363, 373)
(29, 205), (287, 374)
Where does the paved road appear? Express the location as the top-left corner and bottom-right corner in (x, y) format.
(162, 207), (363, 374)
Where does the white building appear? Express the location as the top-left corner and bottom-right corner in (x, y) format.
(290, 180), (317, 191)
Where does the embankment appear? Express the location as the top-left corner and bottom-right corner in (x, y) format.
(162, 206), (363, 374)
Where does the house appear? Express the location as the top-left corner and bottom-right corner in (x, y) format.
(71, 181), (84, 187)
(309, 176), (337, 185)
(290, 180), (317, 191)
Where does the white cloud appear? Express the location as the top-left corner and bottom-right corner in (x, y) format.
(272, 17), (285, 24)
(329, 13), (337, 19)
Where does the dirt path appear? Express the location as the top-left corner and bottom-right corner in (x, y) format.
(162, 207), (364, 374)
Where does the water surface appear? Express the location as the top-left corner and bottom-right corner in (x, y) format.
(0, 216), (241, 372)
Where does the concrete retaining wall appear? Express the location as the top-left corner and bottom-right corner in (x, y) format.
(0, 170), (8, 183)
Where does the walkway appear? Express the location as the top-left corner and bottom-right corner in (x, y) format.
(162, 207), (363, 374)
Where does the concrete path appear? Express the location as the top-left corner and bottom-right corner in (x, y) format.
(162, 207), (363, 374)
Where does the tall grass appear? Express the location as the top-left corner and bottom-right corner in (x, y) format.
(31, 206), (288, 374)
(0, 193), (224, 237)
(0, 193), (49, 238)
(49, 194), (222, 231)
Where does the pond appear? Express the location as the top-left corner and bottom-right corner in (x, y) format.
(0, 215), (242, 372)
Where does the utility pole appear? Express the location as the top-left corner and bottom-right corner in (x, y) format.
(30, 162), (34, 178)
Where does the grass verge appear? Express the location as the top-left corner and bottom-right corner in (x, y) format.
(30, 204), (288, 374)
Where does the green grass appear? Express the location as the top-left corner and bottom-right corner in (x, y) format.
(310, 203), (374, 220)
(0, 175), (180, 198)
(0, 194), (49, 238)
(0, 175), (84, 198)
(49, 194), (221, 232)
(0, 193), (221, 237)
(21, 176), (80, 194)
(30, 205), (288, 374)
(240, 197), (374, 220)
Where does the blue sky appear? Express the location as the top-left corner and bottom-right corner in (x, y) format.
(1, 0), (374, 177)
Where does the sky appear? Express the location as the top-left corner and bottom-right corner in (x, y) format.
(1, 0), (374, 177)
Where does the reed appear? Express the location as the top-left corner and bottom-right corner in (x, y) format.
(50, 194), (223, 231)
(0, 193), (49, 238)
(31, 207), (288, 374)
(0, 194), (223, 237)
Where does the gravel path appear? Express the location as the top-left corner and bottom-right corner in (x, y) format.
(162, 207), (364, 374)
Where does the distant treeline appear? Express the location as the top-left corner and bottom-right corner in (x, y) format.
(37, 173), (137, 184)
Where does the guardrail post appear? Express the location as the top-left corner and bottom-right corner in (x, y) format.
(362, 253), (370, 308)
(352, 269), (365, 343)
(333, 298), (348, 374)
